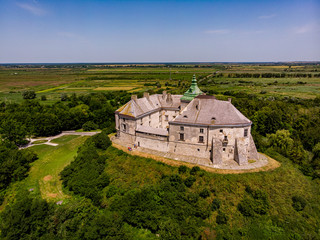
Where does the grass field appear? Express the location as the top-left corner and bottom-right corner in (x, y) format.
(0, 64), (319, 102)
(8, 135), (88, 202)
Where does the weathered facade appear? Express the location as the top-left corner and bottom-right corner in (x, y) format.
(115, 75), (258, 166)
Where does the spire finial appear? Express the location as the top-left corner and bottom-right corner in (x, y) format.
(192, 74), (197, 83)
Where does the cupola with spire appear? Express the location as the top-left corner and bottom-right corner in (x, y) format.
(180, 74), (203, 102)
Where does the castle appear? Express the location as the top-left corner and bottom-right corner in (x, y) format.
(114, 75), (259, 166)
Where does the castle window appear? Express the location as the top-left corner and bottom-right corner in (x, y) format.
(220, 129), (223, 133)
(244, 129), (248, 137)
(165, 115), (168, 121)
(200, 128), (204, 133)
(223, 148), (226, 152)
(196, 105), (198, 110)
(197, 148), (200, 151)
(180, 126), (184, 131)
(212, 117), (216, 120)
(122, 124), (126, 132)
(178, 106), (181, 110)
(199, 136), (204, 143)
(183, 115), (188, 118)
(179, 133), (184, 141)
(223, 135), (228, 146)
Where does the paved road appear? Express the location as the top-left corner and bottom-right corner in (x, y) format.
(20, 131), (101, 149)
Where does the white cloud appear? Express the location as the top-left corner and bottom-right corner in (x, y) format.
(293, 23), (320, 34)
(204, 29), (230, 34)
(16, 2), (46, 16)
(258, 14), (276, 19)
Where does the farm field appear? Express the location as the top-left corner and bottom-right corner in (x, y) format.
(1, 63), (320, 103)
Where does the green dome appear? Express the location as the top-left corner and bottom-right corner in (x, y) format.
(180, 74), (203, 102)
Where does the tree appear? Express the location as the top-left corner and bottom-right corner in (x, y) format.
(0, 119), (27, 145)
(22, 90), (36, 99)
(82, 121), (99, 131)
(268, 130), (308, 165)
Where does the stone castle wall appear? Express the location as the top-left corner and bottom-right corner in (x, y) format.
(115, 101), (257, 166)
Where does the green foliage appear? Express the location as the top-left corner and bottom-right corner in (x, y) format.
(211, 198), (221, 211)
(292, 196), (307, 211)
(0, 145), (38, 191)
(0, 191), (52, 239)
(268, 130), (308, 166)
(60, 133), (112, 205)
(216, 211), (228, 225)
(238, 189), (270, 217)
(60, 93), (68, 101)
(82, 121), (99, 131)
(199, 188), (210, 198)
(190, 166), (200, 175)
(184, 176), (196, 187)
(0, 119), (27, 145)
(85, 130), (112, 150)
(178, 165), (188, 174)
(22, 90), (36, 99)
(41, 95), (47, 101)
(110, 175), (208, 239)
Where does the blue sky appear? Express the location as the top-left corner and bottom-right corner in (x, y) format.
(0, 0), (319, 63)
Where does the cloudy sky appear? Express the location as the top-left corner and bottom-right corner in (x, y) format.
(0, 0), (319, 63)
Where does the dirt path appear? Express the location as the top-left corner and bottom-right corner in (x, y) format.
(20, 131), (100, 149)
(112, 142), (280, 174)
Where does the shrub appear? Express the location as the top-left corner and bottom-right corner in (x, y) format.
(41, 95), (47, 101)
(238, 189), (270, 217)
(60, 93), (68, 101)
(22, 90), (36, 99)
(178, 165), (188, 174)
(216, 211), (228, 225)
(184, 176), (196, 188)
(211, 198), (221, 211)
(190, 166), (200, 175)
(82, 121), (99, 131)
(292, 196), (307, 211)
(199, 188), (210, 199)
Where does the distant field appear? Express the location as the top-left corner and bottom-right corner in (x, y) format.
(0, 64), (319, 102)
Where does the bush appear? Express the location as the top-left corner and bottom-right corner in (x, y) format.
(60, 93), (68, 101)
(178, 165), (188, 174)
(199, 188), (210, 199)
(238, 189), (270, 217)
(86, 131), (111, 150)
(292, 196), (307, 211)
(216, 211), (228, 225)
(41, 95), (47, 101)
(22, 90), (36, 99)
(82, 121), (99, 131)
(190, 166), (200, 175)
(211, 198), (221, 211)
(184, 176), (196, 187)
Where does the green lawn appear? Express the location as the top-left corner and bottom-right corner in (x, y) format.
(13, 135), (88, 202)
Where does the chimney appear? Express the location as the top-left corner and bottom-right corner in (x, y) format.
(131, 95), (137, 101)
(143, 92), (150, 99)
(166, 93), (172, 103)
(162, 91), (167, 100)
(228, 98), (232, 103)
